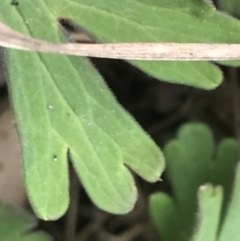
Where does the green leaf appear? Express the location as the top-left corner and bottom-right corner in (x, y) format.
(150, 123), (240, 241)
(53, 0), (240, 89)
(5, 1), (240, 88)
(149, 186), (224, 241)
(18, 0), (240, 89)
(218, 163), (240, 241)
(191, 185), (223, 241)
(164, 123), (238, 230)
(4, 1), (240, 88)
(150, 123), (238, 240)
(149, 193), (183, 241)
(0, 202), (52, 241)
(0, 2), (164, 220)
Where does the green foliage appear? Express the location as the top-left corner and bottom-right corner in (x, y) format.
(0, 202), (52, 240)
(149, 123), (239, 241)
(0, 1), (165, 220)
(3, 0), (240, 88)
(191, 185), (223, 241)
(6, 48), (165, 220)
(1, 0), (240, 221)
(218, 164), (240, 241)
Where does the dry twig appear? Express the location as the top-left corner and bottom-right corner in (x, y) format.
(1, 21), (240, 61)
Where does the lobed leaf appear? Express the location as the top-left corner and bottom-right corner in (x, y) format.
(150, 123), (238, 240)
(0, 1), (164, 219)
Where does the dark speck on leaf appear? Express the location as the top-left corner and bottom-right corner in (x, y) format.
(11, 0), (19, 6)
(53, 155), (58, 161)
